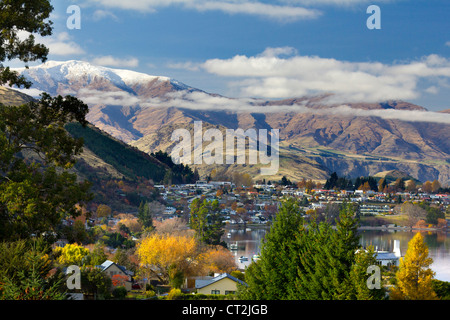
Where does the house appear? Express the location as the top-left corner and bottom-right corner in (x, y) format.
(96, 260), (134, 291)
(195, 273), (247, 295)
(375, 240), (402, 267)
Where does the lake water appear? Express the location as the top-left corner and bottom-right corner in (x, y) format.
(225, 227), (450, 282)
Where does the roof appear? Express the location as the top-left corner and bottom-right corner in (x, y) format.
(195, 273), (247, 289)
(96, 260), (132, 275)
(375, 252), (399, 260)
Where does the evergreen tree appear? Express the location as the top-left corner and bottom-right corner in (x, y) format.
(349, 246), (386, 300)
(189, 199), (225, 246)
(138, 201), (154, 230)
(239, 198), (304, 299)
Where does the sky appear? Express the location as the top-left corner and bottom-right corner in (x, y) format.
(10, 0), (450, 111)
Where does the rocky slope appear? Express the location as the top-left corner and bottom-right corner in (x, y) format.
(11, 60), (450, 185)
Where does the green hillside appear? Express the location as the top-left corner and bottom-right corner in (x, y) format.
(65, 122), (167, 183)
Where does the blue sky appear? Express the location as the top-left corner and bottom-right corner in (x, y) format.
(15, 0), (450, 111)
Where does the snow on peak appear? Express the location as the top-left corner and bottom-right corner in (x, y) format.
(17, 60), (173, 87)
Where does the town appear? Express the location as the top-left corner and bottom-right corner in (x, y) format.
(53, 171), (449, 300)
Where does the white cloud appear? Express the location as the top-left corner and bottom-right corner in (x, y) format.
(446, 41), (450, 47)
(85, 0), (321, 21)
(92, 9), (119, 21)
(91, 56), (139, 68)
(18, 31), (85, 56)
(198, 47), (450, 103)
(167, 61), (201, 71)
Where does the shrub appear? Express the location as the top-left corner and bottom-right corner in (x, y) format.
(112, 286), (128, 299)
(167, 288), (182, 300)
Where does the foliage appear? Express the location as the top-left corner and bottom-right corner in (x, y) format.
(66, 123), (166, 183)
(136, 234), (198, 284)
(0, 0), (53, 88)
(138, 201), (154, 230)
(189, 199), (225, 246)
(238, 198), (304, 300)
(80, 265), (112, 298)
(431, 279), (450, 300)
(53, 243), (89, 267)
(0, 238), (66, 300)
(151, 150), (199, 184)
(324, 172), (353, 190)
(239, 200), (382, 300)
(198, 245), (237, 275)
(167, 288), (182, 300)
(112, 286), (127, 299)
(0, 94), (92, 241)
(390, 232), (438, 300)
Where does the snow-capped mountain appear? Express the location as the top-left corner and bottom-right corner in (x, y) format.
(13, 60), (194, 98)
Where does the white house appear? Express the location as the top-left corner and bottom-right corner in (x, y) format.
(375, 240), (402, 267)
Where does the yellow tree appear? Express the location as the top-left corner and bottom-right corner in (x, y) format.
(390, 233), (438, 300)
(136, 234), (199, 285)
(53, 243), (90, 266)
(198, 246), (237, 274)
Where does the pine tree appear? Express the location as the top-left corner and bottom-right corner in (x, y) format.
(390, 232), (438, 300)
(239, 198), (304, 300)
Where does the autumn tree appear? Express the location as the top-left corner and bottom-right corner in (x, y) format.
(53, 243), (90, 266)
(198, 246), (237, 275)
(390, 232), (438, 300)
(401, 203), (427, 227)
(431, 180), (441, 193)
(422, 181), (433, 193)
(136, 234), (199, 285)
(405, 180), (417, 192)
(96, 204), (112, 219)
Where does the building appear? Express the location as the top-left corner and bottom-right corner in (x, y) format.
(359, 204), (391, 216)
(375, 240), (402, 267)
(96, 260), (134, 291)
(195, 273), (247, 295)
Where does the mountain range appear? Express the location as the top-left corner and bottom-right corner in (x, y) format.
(9, 60), (450, 186)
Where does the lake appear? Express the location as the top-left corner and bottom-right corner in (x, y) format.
(225, 227), (450, 282)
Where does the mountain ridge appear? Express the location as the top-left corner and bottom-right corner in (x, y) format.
(10, 60), (450, 185)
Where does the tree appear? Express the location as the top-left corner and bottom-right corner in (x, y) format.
(422, 181), (433, 193)
(138, 201), (153, 230)
(0, 94), (92, 241)
(136, 234), (199, 285)
(53, 243), (90, 267)
(198, 246), (237, 275)
(96, 204), (112, 219)
(239, 198), (304, 300)
(378, 178), (387, 192)
(292, 203), (361, 300)
(0, 238), (66, 300)
(401, 203), (427, 227)
(390, 232), (438, 300)
(80, 266), (112, 299)
(405, 180), (417, 192)
(431, 180), (441, 193)
(349, 246), (386, 300)
(189, 199), (225, 246)
(393, 178), (405, 191)
(0, 0), (53, 89)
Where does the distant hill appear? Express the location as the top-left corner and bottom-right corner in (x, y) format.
(12, 60), (450, 186)
(0, 86), (35, 106)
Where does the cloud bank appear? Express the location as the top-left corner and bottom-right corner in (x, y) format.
(191, 47), (450, 104)
(85, 0), (321, 21)
(76, 87), (450, 125)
